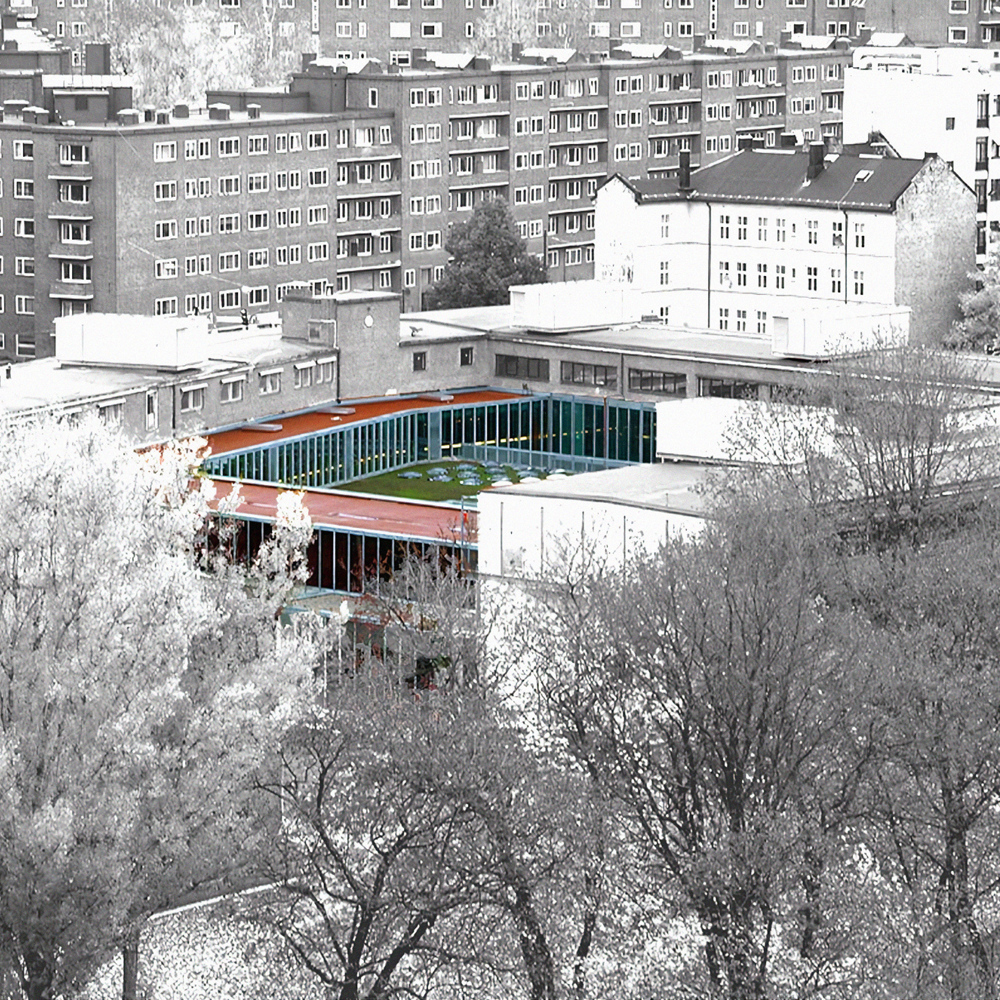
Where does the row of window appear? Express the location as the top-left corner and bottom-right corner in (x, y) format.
(176, 362), (335, 413)
(152, 127), (393, 164)
(152, 199), (394, 239)
(711, 214), (865, 247)
(153, 243), (334, 275)
(715, 261), (865, 295)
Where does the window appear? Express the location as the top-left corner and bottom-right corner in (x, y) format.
(308, 242), (329, 262)
(495, 354), (549, 381)
(830, 268), (842, 294)
(807, 220), (818, 245)
(154, 220), (177, 240)
(15, 257), (34, 277)
(854, 222), (865, 248)
(309, 168), (329, 187)
(737, 216), (747, 240)
(258, 369), (282, 395)
(219, 175), (240, 197)
(220, 377), (244, 403)
(460, 347), (474, 366)
(15, 295), (34, 315)
(757, 263), (767, 288)
(561, 361), (617, 388)
(154, 258), (176, 279)
(853, 270), (864, 296)
(13, 179), (33, 199)
(153, 141), (177, 162)
(409, 350), (427, 373)
(13, 140), (32, 160)
(248, 173), (269, 193)
(628, 369), (685, 395)
(180, 385), (205, 412)
(218, 137), (239, 157)
(247, 211), (269, 231)
(807, 266), (818, 291)
(719, 214), (730, 239)
(949, 26), (968, 42)
(247, 248), (268, 268)
(154, 297), (178, 317)
(308, 205), (329, 225)
(219, 251), (240, 271)
(294, 363), (314, 389)
(14, 219), (34, 238)
(659, 260), (669, 286)
(219, 214), (240, 234)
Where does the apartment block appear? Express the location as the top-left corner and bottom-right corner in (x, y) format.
(0, 42), (847, 361)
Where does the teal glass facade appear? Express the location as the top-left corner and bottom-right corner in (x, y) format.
(203, 394), (655, 488)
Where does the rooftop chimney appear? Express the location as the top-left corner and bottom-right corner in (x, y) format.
(247, 103), (261, 119)
(738, 134), (754, 151)
(173, 103), (189, 119)
(806, 140), (826, 180)
(155, 109), (170, 125)
(678, 149), (692, 191)
(779, 131), (797, 148)
(208, 103), (231, 121)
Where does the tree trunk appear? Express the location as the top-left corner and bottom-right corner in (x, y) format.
(122, 927), (140, 1000)
(513, 886), (556, 1000)
(21, 949), (54, 1000)
(941, 778), (995, 1000)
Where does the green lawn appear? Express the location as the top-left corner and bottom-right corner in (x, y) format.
(337, 460), (520, 502)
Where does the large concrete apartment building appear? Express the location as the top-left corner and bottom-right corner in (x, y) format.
(0, 38), (849, 361)
(845, 44), (1000, 261)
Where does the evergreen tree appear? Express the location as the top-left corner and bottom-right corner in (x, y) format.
(425, 199), (547, 310)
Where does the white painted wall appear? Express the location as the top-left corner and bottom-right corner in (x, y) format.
(477, 486), (703, 582)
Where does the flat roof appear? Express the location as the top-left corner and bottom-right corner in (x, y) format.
(205, 389), (524, 455)
(208, 480), (477, 543)
(491, 461), (711, 517)
(0, 327), (327, 415)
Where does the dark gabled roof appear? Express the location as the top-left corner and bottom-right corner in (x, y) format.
(620, 149), (932, 212)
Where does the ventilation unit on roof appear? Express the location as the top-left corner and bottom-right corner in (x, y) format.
(854, 169), (874, 182)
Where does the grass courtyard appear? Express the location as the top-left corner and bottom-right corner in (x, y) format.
(336, 459), (569, 502)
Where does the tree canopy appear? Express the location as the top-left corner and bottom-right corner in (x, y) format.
(0, 418), (315, 1000)
(425, 199), (547, 310)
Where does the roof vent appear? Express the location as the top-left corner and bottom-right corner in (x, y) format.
(853, 169), (874, 183)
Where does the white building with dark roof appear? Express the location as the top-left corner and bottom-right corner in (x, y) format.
(594, 145), (976, 345)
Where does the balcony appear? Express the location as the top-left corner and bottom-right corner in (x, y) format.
(48, 244), (94, 261)
(47, 203), (93, 221)
(47, 163), (93, 182)
(49, 280), (94, 300)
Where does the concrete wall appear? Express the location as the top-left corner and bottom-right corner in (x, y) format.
(894, 156), (976, 345)
(477, 487), (703, 581)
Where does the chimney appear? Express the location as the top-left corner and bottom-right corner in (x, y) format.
(173, 103), (189, 118)
(301, 52), (317, 71)
(738, 134), (754, 150)
(208, 103), (231, 121)
(84, 41), (110, 75)
(142, 106), (155, 122)
(779, 131), (797, 148)
(511, 41), (523, 60)
(678, 149), (691, 191)
(155, 109), (170, 125)
(806, 140), (826, 180)
(117, 108), (140, 126)
(247, 103), (261, 119)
